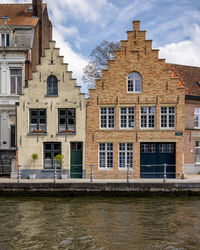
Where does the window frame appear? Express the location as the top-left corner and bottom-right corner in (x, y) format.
(10, 68), (23, 95)
(100, 107), (115, 129)
(194, 108), (200, 129)
(120, 107), (135, 129)
(127, 72), (142, 93)
(160, 107), (176, 129)
(43, 142), (61, 169)
(118, 143), (134, 169)
(1, 33), (10, 47)
(47, 75), (58, 96)
(58, 108), (76, 133)
(99, 143), (114, 169)
(29, 109), (47, 133)
(140, 107), (155, 129)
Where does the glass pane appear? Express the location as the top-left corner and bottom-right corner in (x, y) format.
(31, 110), (37, 116)
(59, 109), (65, 116)
(44, 143), (52, 150)
(54, 143), (61, 150)
(17, 76), (22, 95)
(10, 77), (16, 94)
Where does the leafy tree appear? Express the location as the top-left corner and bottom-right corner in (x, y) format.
(82, 40), (121, 89)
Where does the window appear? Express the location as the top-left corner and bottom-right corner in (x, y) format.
(119, 143), (133, 169)
(1, 33), (10, 47)
(159, 144), (174, 153)
(141, 144), (156, 153)
(100, 107), (115, 129)
(161, 107), (176, 129)
(120, 107), (135, 129)
(196, 141), (200, 164)
(44, 142), (61, 169)
(141, 107), (155, 128)
(30, 109), (46, 132)
(58, 109), (75, 133)
(10, 69), (22, 95)
(194, 108), (200, 128)
(47, 75), (58, 96)
(127, 72), (141, 93)
(99, 143), (113, 169)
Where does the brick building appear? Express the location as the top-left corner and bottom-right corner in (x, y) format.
(169, 64), (200, 174)
(0, 0), (52, 177)
(86, 21), (185, 179)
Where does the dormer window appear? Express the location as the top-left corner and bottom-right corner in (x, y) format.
(127, 72), (141, 93)
(1, 33), (10, 47)
(47, 75), (58, 96)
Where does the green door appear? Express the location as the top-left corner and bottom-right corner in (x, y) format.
(70, 142), (83, 178)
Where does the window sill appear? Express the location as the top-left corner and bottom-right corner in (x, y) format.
(195, 163), (200, 166)
(42, 168), (61, 171)
(27, 132), (47, 136)
(45, 95), (58, 97)
(56, 132), (76, 135)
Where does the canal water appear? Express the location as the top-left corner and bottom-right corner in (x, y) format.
(1, 196), (200, 250)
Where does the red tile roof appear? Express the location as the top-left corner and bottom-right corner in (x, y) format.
(167, 64), (200, 96)
(0, 3), (46, 26)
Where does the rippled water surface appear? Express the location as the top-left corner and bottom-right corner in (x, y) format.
(1, 196), (200, 249)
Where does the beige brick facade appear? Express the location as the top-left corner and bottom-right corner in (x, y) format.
(86, 21), (185, 179)
(17, 41), (86, 178)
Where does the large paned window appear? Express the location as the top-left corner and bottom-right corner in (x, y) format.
(196, 141), (200, 164)
(99, 143), (113, 169)
(47, 75), (58, 96)
(30, 109), (46, 132)
(119, 143), (133, 169)
(161, 107), (176, 129)
(127, 72), (141, 93)
(141, 107), (155, 128)
(1, 33), (10, 47)
(100, 107), (115, 129)
(44, 142), (61, 169)
(10, 69), (22, 95)
(120, 107), (135, 129)
(194, 108), (200, 128)
(58, 108), (75, 133)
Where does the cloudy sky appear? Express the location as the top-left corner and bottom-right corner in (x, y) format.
(4, 0), (200, 90)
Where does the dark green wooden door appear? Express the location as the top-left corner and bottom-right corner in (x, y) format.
(70, 142), (83, 178)
(140, 143), (175, 178)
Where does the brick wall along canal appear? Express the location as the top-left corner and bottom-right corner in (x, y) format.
(0, 196), (200, 250)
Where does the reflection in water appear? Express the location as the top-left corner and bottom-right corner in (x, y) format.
(0, 196), (200, 249)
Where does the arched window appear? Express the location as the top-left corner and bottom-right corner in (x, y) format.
(127, 72), (141, 93)
(47, 75), (58, 96)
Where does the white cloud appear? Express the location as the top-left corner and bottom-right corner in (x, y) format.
(52, 29), (88, 86)
(159, 24), (200, 67)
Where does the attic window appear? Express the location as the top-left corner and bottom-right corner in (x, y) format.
(1, 16), (9, 20)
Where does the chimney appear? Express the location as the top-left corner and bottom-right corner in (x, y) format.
(32, 0), (42, 17)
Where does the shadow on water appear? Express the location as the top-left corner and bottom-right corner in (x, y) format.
(1, 196), (200, 249)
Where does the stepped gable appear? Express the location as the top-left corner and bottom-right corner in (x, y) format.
(0, 3), (46, 26)
(168, 64), (200, 96)
(92, 20), (181, 96)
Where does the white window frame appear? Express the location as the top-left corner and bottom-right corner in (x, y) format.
(99, 143), (113, 169)
(118, 143), (134, 169)
(160, 107), (176, 129)
(140, 107), (155, 129)
(194, 108), (200, 129)
(10, 68), (23, 95)
(120, 107), (135, 129)
(127, 72), (141, 93)
(100, 107), (115, 129)
(0, 33), (10, 47)
(195, 141), (200, 165)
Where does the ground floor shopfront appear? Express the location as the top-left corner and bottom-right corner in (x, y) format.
(19, 141), (85, 179)
(86, 134), (184, 179)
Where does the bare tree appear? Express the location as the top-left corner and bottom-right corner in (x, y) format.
(82, 40), (121, 89)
